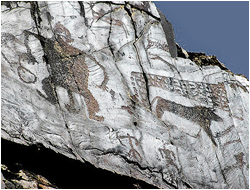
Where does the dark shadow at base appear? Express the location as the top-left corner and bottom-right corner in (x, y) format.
(1, 139), (157, 189)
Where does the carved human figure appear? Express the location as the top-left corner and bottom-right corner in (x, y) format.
(117, 133), (142, 162)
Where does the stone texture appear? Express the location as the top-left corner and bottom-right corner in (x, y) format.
(1, 164), (57, 189)
(1, 1), (249, 188)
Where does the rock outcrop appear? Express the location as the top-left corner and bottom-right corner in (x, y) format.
(1, 1), (249, 188)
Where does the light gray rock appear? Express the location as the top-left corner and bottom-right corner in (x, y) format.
(1, 1), (249, 188)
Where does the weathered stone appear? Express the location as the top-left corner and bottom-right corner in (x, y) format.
(1, 1), (249, 189)
(1, 164), (57, 189)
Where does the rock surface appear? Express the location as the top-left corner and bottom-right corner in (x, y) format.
(1, 163), (57, 189)
(1, 1), (249, 188)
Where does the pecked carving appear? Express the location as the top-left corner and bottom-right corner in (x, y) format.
(17, 65), (37, 84)
(117, 133), (142, 162)
(131, 71), (234, 112)
(152, 96), (222, 146)
(25, 22), (109, 122)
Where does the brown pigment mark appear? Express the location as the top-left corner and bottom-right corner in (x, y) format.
(232, 109), (244, 121)
(215, 125), (235, 138)
(223, 152), (246, 175)
(223, 139), (241, 147)
(210, 82), (230, 113)
(146, 36), (169, 52)
(158, 145), (179, 171)
(117, 133), (142, 162)
(121, 105), (134, 115)
(234, 152), (246, 168)
(93, 9), (129, 38)
(230, 82), (248, 93)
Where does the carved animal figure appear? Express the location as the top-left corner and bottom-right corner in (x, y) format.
(152, 97), (222, 146)
(25, 22), (108, 121)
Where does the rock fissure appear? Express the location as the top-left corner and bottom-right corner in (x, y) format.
(128, 3), (161, 22)
(78, 1), (87, 26)
(107, 6), (115, 58)
(25, 22), (85, 164)
(123, 3), (152, 110)
(30, 2), (42, 36)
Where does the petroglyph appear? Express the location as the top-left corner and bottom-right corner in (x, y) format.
(117, 133), (142, 162)
(152, 97), (222, 146)
(146, 36), (169, 52)
(210, 82), (230, 113)
(223, 152), (247, 174)
(93, 8), (129, 38)
(130, 72), (150, 108)
(131, 71), (232, 112)
(158, 145), (178, 171)
(17, 66), (37, 84)
(2, 1), (248, 189)
(25, 22), (108, 121)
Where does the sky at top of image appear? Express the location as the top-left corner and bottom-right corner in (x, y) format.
(154, 1), (249, 79)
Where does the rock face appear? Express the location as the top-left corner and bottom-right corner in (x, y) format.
(1, 163), (57, 189)
(1, 1), (249, 188)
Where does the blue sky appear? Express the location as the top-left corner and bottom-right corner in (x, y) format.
(154, 1), (249, 79)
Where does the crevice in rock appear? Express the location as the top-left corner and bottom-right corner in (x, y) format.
(98, 1), (160, 22)
(107, 5), (115, 58)
(78, 1), (88, 27)
(24, 24), (84, 163)
(127, 3), (161, 22)
(160, 172), (178, 189)
(124, 2), (138, 39)
(124, 2), (152, 111)
(30, 1), (42, 36)
(1, 139), (157, 189)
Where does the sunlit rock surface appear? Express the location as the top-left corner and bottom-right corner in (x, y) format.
(1, 1), (249, 188)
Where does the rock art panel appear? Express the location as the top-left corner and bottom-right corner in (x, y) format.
(1, 1), (249, 189)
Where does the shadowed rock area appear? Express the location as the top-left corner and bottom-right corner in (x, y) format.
(1, 139), (156, 189)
